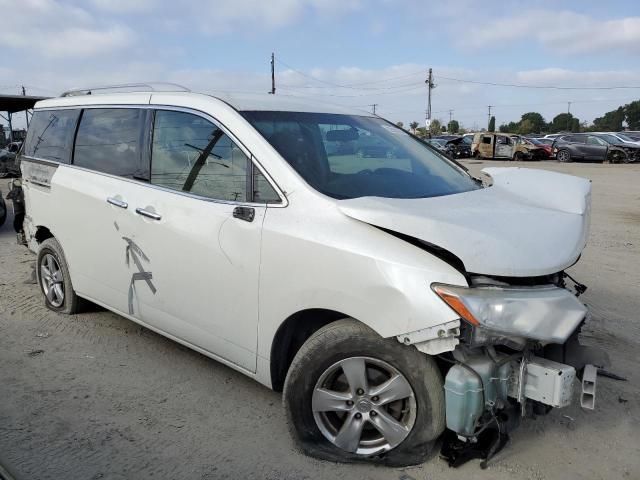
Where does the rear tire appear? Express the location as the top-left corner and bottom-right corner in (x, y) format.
(557, 149), (572, 163)
(283, 319), (445, 467)
(36, 238), (80, 314)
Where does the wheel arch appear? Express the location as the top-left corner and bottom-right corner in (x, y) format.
(270, 308), (353, 391)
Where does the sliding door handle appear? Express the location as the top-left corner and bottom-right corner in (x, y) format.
(233, 206), (255, 222)
(107, 197), (128, 209)
(135, 208), (162, 221)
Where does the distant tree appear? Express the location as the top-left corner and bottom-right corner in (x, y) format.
(549, 113), (576, 133)
(409, 121), (419, 134)
(447, 120), (460, 133)
(396, 121), (404, 129)
(488, 116), (496, 132)
(518, 119), (535, 135)
(625, 100), (640, 130)
(571, 118), (580, 132)
(415, 126), (427, 137)
(429, 119), (442, 135)
(441, 125), (447, 132)
(499, 121), (518, 133)
(593, 107), (625, 131)
(520, 112), (546, 133)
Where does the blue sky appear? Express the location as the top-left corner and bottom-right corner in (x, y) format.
(2, 0), (640, 130)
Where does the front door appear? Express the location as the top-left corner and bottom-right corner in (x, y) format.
(122, 109), (266, 372)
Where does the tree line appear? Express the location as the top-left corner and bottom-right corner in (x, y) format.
(397, 99), (640, 136)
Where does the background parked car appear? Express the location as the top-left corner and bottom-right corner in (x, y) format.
(426, 138), (448, 153)
(444, 136), (472, 159)
(553, 133), (640, 163)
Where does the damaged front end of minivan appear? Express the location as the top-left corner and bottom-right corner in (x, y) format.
(339, 167), (607, 467)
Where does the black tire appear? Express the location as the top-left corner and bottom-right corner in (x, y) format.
(36, 237), (80, 314)
(557, 149), (572, 163)
(0, 197), (6, 228)
(283, 319), (445, 467)
(512, 151), (524, 162)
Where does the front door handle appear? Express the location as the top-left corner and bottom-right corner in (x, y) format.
(233, 206), (255, 222)
(135, 207), (162, 221)
(107, 196), (128, 209)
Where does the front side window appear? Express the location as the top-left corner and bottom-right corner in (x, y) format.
(74, 108), (145, 177)
(24, 109), (80, 163)
(151, 110), (250, 202)
(242, 111), (478, 200)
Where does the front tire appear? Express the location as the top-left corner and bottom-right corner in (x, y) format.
(36, 237), (80, 314)
(557, 149), (572, 163)
(283, 319), (445, 466)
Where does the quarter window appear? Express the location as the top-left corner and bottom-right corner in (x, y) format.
(24, 109), (80, 163)
(74, 109), (145, 177)
(151, 110), (249, 202)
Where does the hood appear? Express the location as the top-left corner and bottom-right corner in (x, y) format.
(338, 167), (591, 277)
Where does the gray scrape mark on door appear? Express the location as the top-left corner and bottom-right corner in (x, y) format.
(121, 236), (157, 314)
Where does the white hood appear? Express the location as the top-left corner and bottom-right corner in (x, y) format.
(338, 167), (591, 277)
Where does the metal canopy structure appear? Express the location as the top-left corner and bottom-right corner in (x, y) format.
(0, 94), (50, 143)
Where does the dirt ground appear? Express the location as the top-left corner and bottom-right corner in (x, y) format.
(1, 160), (639, 480)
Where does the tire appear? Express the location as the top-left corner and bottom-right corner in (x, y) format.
(36, 237), (80, 314)
(283, 319), (445, 467)
(0, 197), (6, 228)
(557, 149), (572, 163)
(512, 152), (524, 162)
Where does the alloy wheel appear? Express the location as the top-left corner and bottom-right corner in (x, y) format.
(312, 356), (416, 455)
(40, 253), (65, 307)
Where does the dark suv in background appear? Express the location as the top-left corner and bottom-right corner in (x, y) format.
(553, 133), (640, 163)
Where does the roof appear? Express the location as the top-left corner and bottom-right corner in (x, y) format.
(34, 90), (371, 116)
(0, 94), (51, 114)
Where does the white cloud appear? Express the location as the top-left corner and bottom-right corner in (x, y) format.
(0, 0), (134, 58)
(466, 10), (640, 54)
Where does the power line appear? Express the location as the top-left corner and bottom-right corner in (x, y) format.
(437, 75), (640, 91)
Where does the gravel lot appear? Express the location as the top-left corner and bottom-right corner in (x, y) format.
(1, 160), (639, 480)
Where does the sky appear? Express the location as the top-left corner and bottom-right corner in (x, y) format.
(2, 0), (640, 130)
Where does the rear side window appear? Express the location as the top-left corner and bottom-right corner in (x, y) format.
(24, 109), (80, 163)
(150, 110), (249, 202)
(74, 108), (145, 177)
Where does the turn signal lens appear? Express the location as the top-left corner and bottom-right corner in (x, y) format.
(432, 285), (480, 326)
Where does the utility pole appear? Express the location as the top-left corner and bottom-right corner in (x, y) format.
(269, 52), (276, 94)
(448, 110), (453, 123)
(22, 85), (29, 128)
(566, 101), (572, 131)
(425, 68), (434, 136)
(487, 105), (493, 130)
(369, 104), (378, 115)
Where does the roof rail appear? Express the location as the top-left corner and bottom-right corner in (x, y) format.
(60, 82), (191, 97)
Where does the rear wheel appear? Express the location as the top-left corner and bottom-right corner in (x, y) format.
(283, 319), (445, 466)
(557, 149), (572, 163)
(512, 151), (524, 162)
(36, 238), (80, 314)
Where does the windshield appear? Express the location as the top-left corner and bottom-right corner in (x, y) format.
(242, 111), (479, 200)
(616, 133), (636, 142)
(597, 134), (621, 144)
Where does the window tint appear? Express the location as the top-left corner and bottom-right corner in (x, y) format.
(482, 136), (492, 144)
(587, 136), (605, 146)
(567, 135), (585, 143)
(24, 109), (80, 162)
(151, 110), (249, 202)
(74, 109), (145, 177)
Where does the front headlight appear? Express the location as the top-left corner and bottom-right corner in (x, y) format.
(431, 283), (586, 344)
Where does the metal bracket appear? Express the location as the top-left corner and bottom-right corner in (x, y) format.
(581, 364), (597, 410)
(396, 320), (460, 355)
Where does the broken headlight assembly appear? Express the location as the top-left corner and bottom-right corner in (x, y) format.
(431, 283), (587, 344)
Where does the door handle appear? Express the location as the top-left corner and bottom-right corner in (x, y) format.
(107, 197), (128, 209)
(135, 207), (162, 221)
(233, 206), (255, 222)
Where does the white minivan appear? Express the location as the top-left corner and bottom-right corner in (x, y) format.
(19, 84), (603, 467)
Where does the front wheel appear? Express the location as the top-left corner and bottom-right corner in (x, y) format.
(557, 149), (572, 163)
(283, 319), (445, 466)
